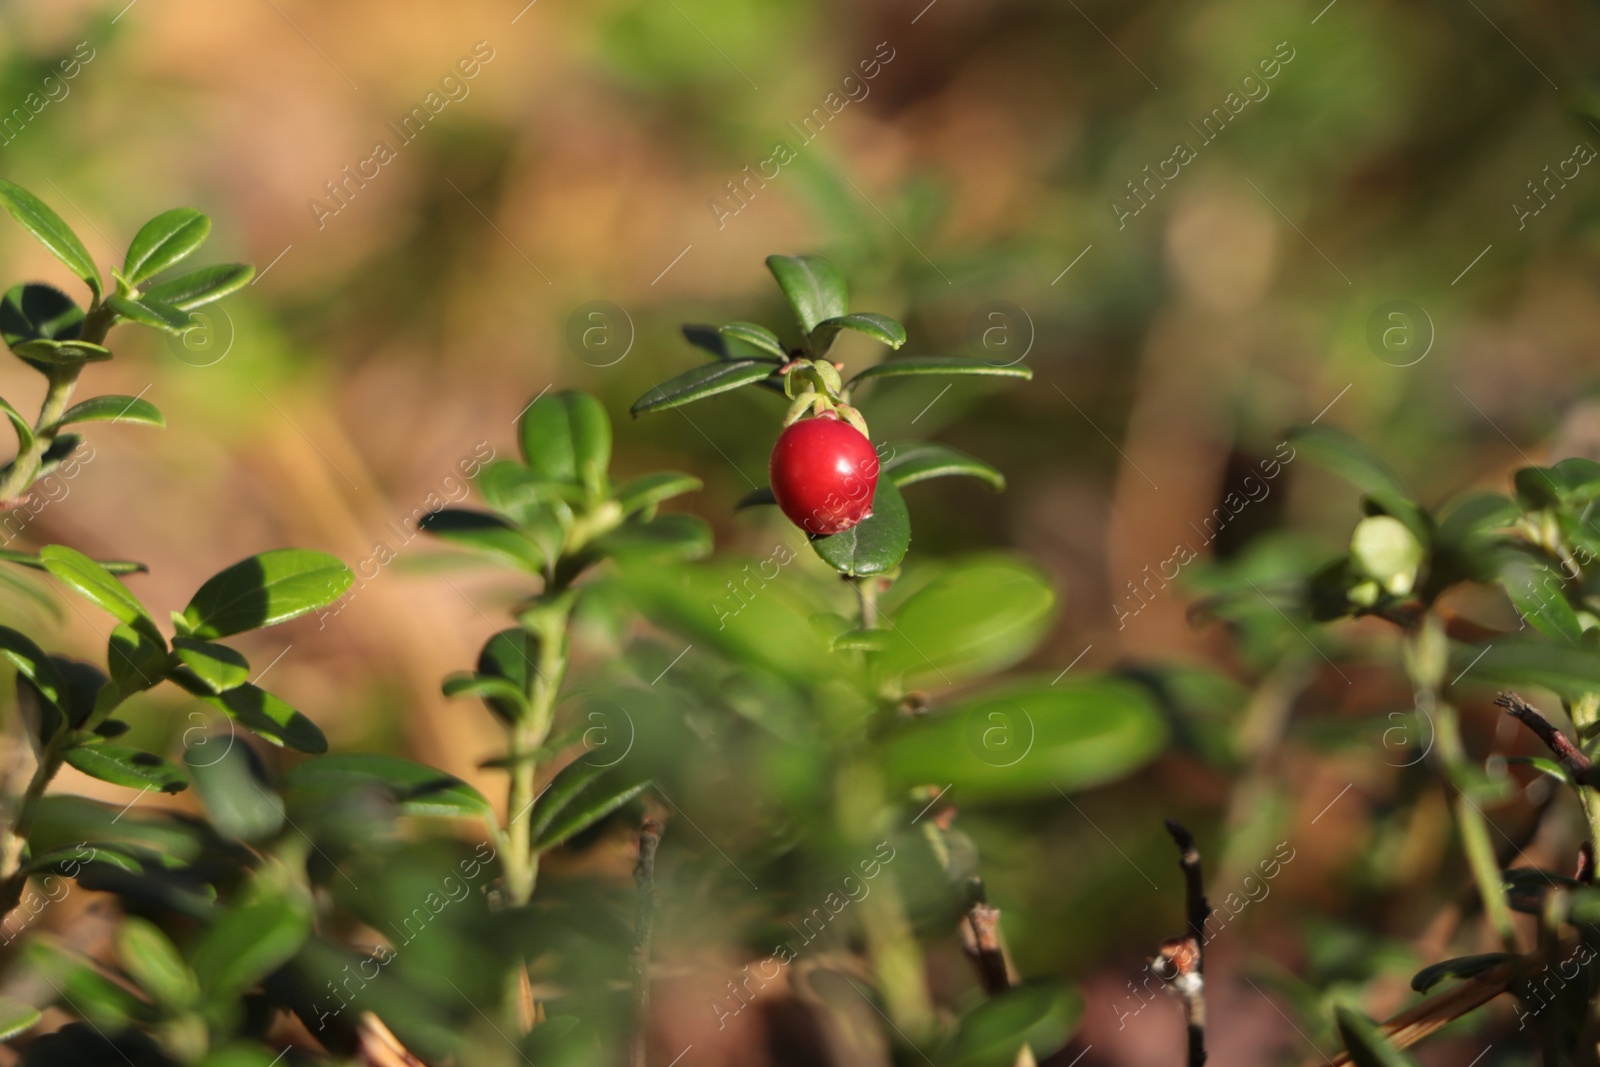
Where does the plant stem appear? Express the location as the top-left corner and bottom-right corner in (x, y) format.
(0, 735), (66, 915)
(0, 306), (112, 505)
(854, 576), (879, 629)
(1432, 700), (1519, 951)
(503, 591), (574, 908)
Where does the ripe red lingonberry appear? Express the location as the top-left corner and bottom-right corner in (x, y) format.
(769, 415), (880, 536)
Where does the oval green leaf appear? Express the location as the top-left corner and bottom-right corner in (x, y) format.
(811, 312), (907, 353)
(57, 395), (165, 429)
(286, 753), (491, 820)
(1409, 953), (1515, 993)
(106, 294), (193, 333)
(719, 322), (787, 360)
(884, 442), (1005, 491)
(765, 254), (848, 334)
(170, 636), (250, 694)
(809, 477), (910, 577)
(11, 338), (111, 366)
(64, 743), (187, 794)
(614, 471), (702, 517)
(519, 389), (612, 497)
(185, 736), (284, 843)
(877, 558), (1054, 683)
(847, 356), (1033, 389)
(117, 917), (200, 1010)
(141, 263), (254, 311)
(941, 982), (1082, 1067)
(0, 179), (101, 298)
(0, 996), (41, 1041)
(201, 684), (327, 753)
(880, 676), (1166, 800)
(182, 549), (353, 639)
(124, 209), (211, 286)
(39, 545), (155, 632)
(419, 508), (545, 572)
(630, 359), (777, 416)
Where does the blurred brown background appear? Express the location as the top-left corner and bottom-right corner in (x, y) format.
(1, 0), (1597, 1062)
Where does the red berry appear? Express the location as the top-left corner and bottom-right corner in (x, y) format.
(769, 416), (880, 535)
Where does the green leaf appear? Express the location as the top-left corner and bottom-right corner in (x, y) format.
(735, 487), (777, 511)
(418, 509), (545, 572)
(0, 549), (144, 575)
(56, 395), (165, 429)
(0, 283), (84, 374)
(10, 338), (111, 366)
(107, 623), (167, 694)
(286, 753), (492, 820)
(141, 263), (254, 311)
(185, 737), (284, 843)
(123, 209), (210, 285)
(1289, 425), (1428, 542)
(63, 744), (186, 794)
(1450, 637), (1600, 701)
(765, 254), (848, 334)
(884, 442), (1005, 491)
(0, 396), (33, 454)
(191, 890), (311, 1003)
(200, 684), (326, 753)
(809, 477), (910, 577)
(878, 558), (1054, 683)
(0, 996), (41, 1041)
(614, 471), (702, 517)
(474, 629), (540, 723)
(1409, 953), (1515, 993)
(1507, 754), (1571, 784)
(881, 676), (1166, 800)
(0, 179), (101, 298)
(519, 389), (611, 497)
(530, 767), (649, 852)
(718, 322), (787, 360)
(1334, 1005), (1421, 1067)
(442, 670), (527, 709)
(941, 982), (1082, 1067)
(0, 626), (65, 706)
(1500, 554), (1583, 644)
(39, 545), (155, 633)
(681, 323), (784, 363)
(117, 917), (199, 1010)
(630, 359), (776, 416)
(170, 637), (250, 694)
(105, 294), (193, 333)
(811, 312), (907, 353)
(182, 549), (353, 639)
(847, 356), (1033, 389)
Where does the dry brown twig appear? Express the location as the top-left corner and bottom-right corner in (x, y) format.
(959, 880), (1020, 996)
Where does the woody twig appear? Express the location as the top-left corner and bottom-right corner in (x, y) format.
(1496, 692), (1594, 782)
(958, 878), (1020, 996)
(1157, 820), (1211, 1067)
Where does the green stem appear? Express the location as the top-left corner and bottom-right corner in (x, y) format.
(503, 591), (573, 908)
(855, 576), (879, 630)
(0, 734), (67, 916)
(1433, 700), (1518, 951)
(0, 305), (112, 504)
